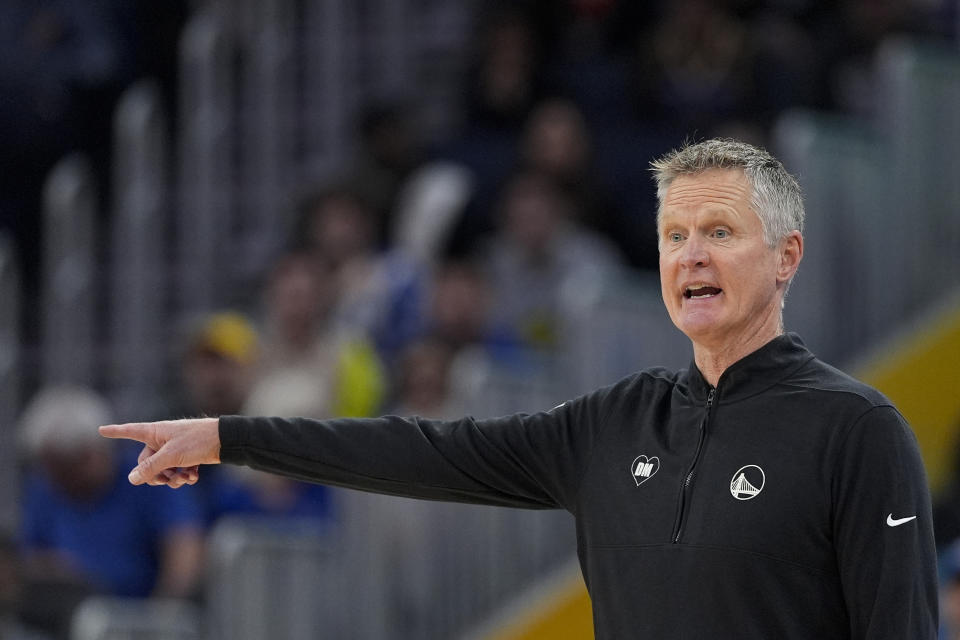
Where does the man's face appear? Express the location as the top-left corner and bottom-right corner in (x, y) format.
(184, 350), (251, 416)
(658, 169), (790, 349)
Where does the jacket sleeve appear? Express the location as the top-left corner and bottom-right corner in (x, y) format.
(217, 383), (617, 511)
(831, 405), (938, 639)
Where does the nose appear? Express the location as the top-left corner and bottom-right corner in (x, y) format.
(679, 235), (709, 269)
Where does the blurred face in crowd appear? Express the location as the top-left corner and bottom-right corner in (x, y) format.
(430, 262), (491, 347)
(183, 348), (252, 417)
(266, 253), (336, 346)
(307, 194), (375, 268)
(397, 340), (453, 413)
(39, 443), (114, 501)
(501, 174), (568, 258)
(658, 168), (801, 351)
(523, 99), (590, 178)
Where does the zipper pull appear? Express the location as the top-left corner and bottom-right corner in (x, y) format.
(706, 388), (716, 408)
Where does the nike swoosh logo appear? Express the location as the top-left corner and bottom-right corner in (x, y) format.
(886, 514), (917, 527)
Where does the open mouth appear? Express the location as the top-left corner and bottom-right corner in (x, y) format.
(683, 285), (722, 299)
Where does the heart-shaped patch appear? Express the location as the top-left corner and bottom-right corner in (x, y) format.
(631, 455), (660, 486)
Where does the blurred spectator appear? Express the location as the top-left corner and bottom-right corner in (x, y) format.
(519, 99), (593, 201)
(207, 467), (333, 527)
(426, 256), (526, 363)
(427, 257), (497, 351)
(294, 186), (423, 363)
(343, 101), (424, 246)
(171, 311), (259, 419)
(243, 250), (385, 420)
(404, 257), (526, 414)
(17, 387), (203, 636)
(390, 338), (463, 419)
(520, 97), (654, 268)
(439, 6), (547, 255)
(483, 170), (622, 352)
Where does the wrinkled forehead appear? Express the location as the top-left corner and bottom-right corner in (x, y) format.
(657, 168), (755, 228)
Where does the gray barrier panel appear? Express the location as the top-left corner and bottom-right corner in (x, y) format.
(41, 154), (98, 387)
(71, 597), (201, 640)
(177, 7), (235, 313)
(109, 80), (169, 418)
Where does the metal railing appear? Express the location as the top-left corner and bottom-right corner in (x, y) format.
(204, 500), (576, 640)
(109, 80), (170, 419)
(233, 0), (299, 276)
(775, 39), (960, 365)
(173, 0), (481, 301)
(877, 38), (960, 325)
(176, 5), (235, 314)
(41, 154), (98, 387)
(71, 597), (201, 640)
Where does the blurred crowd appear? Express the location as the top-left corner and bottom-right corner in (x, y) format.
(2, 0), (959, 638)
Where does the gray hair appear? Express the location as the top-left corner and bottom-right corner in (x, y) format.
(650, 138), (805, 247)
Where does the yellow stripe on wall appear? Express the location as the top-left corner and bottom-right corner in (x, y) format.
(490, 583), (592, 640)
(853, 297), (960, 493)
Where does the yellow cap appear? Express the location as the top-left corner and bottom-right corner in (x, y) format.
(192, 312), (258, 364)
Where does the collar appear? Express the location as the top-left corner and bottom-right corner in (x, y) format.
(680, 333), (816, 404)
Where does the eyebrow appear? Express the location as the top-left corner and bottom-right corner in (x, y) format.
(659, 208), (739, 227)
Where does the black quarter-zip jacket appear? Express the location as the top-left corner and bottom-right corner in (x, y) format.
(219, 333), (937, 639)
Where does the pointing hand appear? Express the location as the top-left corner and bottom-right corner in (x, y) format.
(98, 418), (221, 487)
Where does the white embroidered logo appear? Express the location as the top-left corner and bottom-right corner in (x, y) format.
(730, 465), (765, 500)
(631, 455), (660, 486)
(886, 514), (917, 527)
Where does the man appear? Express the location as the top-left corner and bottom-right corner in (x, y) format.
(100, 139), (938, 638)
(20, 386), (204, 635)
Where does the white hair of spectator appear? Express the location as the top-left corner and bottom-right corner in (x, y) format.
(650, 138), (805, 248)
(19, 386), (114, 455)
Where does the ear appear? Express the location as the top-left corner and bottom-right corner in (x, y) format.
(776, 231), (803, 284)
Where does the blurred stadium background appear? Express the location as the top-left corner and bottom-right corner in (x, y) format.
(0, 1), (959, 638)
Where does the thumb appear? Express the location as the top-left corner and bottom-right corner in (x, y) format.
(127, 446), (173, 485)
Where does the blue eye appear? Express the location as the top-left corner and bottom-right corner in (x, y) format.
(714, 229), (728, 239)
(669, 232), (683, 242)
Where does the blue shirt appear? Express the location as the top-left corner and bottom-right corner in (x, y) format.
(20, 447), (203, 597)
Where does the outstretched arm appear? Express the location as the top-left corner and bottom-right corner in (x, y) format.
(98, 373), (631, 506)
(99, 418), (221, 487)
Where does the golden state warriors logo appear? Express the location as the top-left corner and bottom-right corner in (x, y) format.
(730, 465), (765, 500)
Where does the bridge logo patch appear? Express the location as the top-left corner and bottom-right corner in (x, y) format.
(730, 465), (765, 500)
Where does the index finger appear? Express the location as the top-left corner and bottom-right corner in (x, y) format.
(99, 423), (153, 444)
